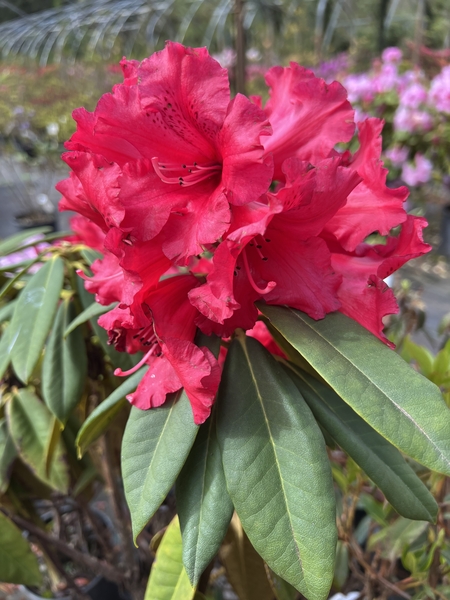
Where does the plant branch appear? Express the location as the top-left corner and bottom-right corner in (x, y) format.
(2, 509), (124, 586)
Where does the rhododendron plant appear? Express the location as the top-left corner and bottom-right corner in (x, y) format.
(54, 42), (450, 600)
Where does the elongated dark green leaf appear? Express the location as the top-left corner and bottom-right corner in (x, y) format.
(9, 256), (64, 382)
(0, 418), (18, 494)
(76, 367), (147, 457)
(177, 409), (233, 585)
(261, 306), (450, 476)
(0, 324), (12, 380)
(0, 227), (52, 256)
(0, 300), (16, 322)
(122, 391), (198, 541)
(6, 389), (69, 492)
(0, 511), (42, 586)
(144, 516), (196, 600)
(64, 301), (118, 337)
(42, 299), (87, 424)
(217, 333), (336, 600)
(333, 541), (349, 591)
(284, 364), (437, 522)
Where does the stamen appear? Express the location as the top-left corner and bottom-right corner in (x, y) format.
(114, 344), (158, 377)
(152, 157), (221, 187)
(242, 247), (276, 295)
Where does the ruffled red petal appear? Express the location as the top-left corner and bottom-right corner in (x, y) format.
(263, 64), (355, 180)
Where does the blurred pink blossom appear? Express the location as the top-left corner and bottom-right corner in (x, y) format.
(429, 65), (450, 113)
(393, 106), (433, 132)
(343, 73), (375, 103)
(385, 146), (408, 167)
(373, 62), (398, 93)
(401, 154), (433, 186)
(400, 82), (427, 109)
(382, 47), (403, 63)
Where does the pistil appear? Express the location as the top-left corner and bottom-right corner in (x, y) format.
(242, 247), (276, 295)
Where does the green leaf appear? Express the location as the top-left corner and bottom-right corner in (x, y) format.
(284, 364), (438, 522)
(122, 391), (198, 541)
(76, 367), (147, 457)
(0, 227), (52, 256)
(0, 324), (12, 380)
(216, 333), (336, 600)
(265, 569), (298, 600)
(0, 254), (43, 301)
(6, 389), (69, 493)
(42, 299), (87, 424)
(261, 306), (450, 476)
(0, 418), (18, 494)
(333, 541), (349, 591)
(144, 516), (196, 600)
(80, 248), (103, 265)
(432, 341), (450, 383)
(0, 511), (42, 586)
(0, 300), (16, 322)
(64, 301), (118, 337)
(219, 513), (274, 600)
(9, 230), (71, 255)
(176, 409), (233, 585)
(368, 517), (428, 561)
(9, 256), (64, 382)
(401, 336), (434, 377)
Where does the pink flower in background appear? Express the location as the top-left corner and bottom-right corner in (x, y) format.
(393, 106), (433, 132)
(373, 62), (398, 93)
(381, 47), (403, 63)
(344, 73), (375, 103)
(400, 82), (427, 109)
(385, 146), (408, 167)
(401, 154), (433, 187)
(429, 65), (450, 113)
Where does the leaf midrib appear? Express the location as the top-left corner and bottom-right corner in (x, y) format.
(239, 335), (305, 582)
(24, 258), (60, 375)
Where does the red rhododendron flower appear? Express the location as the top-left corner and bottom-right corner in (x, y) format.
(58, 41), (273, 265)
(59, 42), (430, 423)
(99, 274), (221, 424)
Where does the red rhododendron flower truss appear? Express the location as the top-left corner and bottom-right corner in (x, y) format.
(58, 42), (432, 423)
(99, 274), (221, 424)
